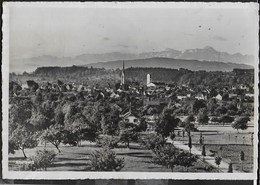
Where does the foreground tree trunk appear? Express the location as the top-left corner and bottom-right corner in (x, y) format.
(54, 143), (61, 153)
(21, 148), (27, 159)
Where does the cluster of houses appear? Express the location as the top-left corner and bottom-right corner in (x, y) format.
(9, 64), (254, 132)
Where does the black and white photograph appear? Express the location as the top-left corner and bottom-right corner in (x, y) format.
(1, 2), (258, 180)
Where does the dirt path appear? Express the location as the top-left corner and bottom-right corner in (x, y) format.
(167, 138), (240, 173)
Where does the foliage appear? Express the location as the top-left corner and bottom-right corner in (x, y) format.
(119, 128), (138, 148)
(9, 125), (38, 158)
(210, 117), (221, 123)
(139, 133), (166, 151)
(119, 121), (139, 148)
(197, 108), (209, 125)
(192, 100), (207, 115)
(96, 135), (119, 149)
(31, 149), (56, 171)
(220, 115), (234, 126)
(41, 125), (64, 152)
(30, 113), (51, 130)
(89, 147), (125, 171)
(135, 117), (147, 132)
(155, 107), (180, 138)
(181, 114), (197, 135)
(214, 105), (228, 116)
(61, 129), (79, 146)
(232, 116), (249, 132)
(152, 144), (197, 172)
(152, 144), (178, 172)
(176, 150), (198, 168)
(100, 104), (121, 136)
(9, 100), (32, 132)
(214, 156), (222, 168)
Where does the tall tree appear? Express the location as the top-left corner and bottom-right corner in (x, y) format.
(192, 99), (207, 115)
(41, 125), (64, 153)
(155, 107), (180, 138)
(232, 116), (249, 132)
(9, 125), (38, 159)
(197, 108), (209, 125)
(119, 121), (138, 148)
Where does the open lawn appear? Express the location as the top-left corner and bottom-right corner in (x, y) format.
(173, 125), (254, 172)
(9, 141), (217, 172)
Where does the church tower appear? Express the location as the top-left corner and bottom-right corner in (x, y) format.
(120, 61), (125, 86)
(147, 74), (151, 85)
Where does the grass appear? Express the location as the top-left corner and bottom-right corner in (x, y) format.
(173, 125), (254, 172)
(9, 141), (217, 172)
(9, 125), (254, 172)
(193, 144), (254, 173)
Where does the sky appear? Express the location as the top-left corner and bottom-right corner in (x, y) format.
(7, 2), (258, 60)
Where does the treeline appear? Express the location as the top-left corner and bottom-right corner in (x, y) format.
(11, 66), (254, 88)
(125, 67), (254, 88)
(33, 65), (118, 78)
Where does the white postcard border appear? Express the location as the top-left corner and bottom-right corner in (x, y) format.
(2, 2), (259, 180)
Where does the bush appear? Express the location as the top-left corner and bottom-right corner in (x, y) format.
(17, 160), (35, 171)
(152, 144), (178, 172)
(31, 149), (56, 171)
(232, 116), (249, 132)
(89, 147), (124, 171)
(214, 156), (222, 168)
(119, 128), (138, 148)
(210, 117), (220, 123)
(96, 135), (119, 149)
(139, 133), (166, 151)
(62, 129), (79, 146)
(152, 144), (197, 172)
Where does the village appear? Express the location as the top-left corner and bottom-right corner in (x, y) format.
(8, 64), (255, 173)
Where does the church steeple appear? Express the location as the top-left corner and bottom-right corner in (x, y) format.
(120, 61), (125, 86)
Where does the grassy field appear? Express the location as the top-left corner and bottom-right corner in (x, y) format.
(173, 125), (254, 172)
(193, 144), (254, 173)
(9, 124), (254, 172)
(9, 141), (217, 172)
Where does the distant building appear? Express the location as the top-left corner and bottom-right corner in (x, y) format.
(144, 115), (159, 132)
(215, 94), (222, 101)
(120, 107), (140, 125)
(120, 61), (125, 86)
(146, 74), (156, 88)
(177, 95), (187, 100)
(195, 93), (207, 100)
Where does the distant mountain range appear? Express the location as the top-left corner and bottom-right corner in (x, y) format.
(10, 46), (254, 73)
(85, 57), (253, 72)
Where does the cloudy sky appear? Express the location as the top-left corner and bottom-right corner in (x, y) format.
(7, 2), (258, 59)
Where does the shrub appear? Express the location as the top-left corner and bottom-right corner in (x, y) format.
(119, 128), (138, 148)
(31, 149), (56, 171)
(232, 116), (249, 132)
(139, 133), (166, 151)
(89, 147), (124, 171)
(214, 156), (222, 168)
(210, 117), (220, 123)
(152, 144), (178, 172)
(9, 125), (38, 159)
(62, 129), (79, 146)
(96, 135), (119, 149)
(152, 144), (197, 172)
(16, 160), (35, 171)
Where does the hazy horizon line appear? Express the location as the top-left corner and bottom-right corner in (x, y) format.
(10, 45), (254, 60)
